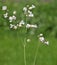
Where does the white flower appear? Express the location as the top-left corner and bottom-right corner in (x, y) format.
(30, 24), (37, 28)
(13, 25), (17, 29)
(29, 7), (33, 10)
(39, 33), (43, 36)
(3, 15), (8, 18)
(38, 33), (49, 45)
(2, 6), (7, 10)
(3, 12), (8, 18)
(29, 5), (35, 10)
(39, 37), (45, 43)
(31, 5), (35, 8)
(19, 20), (25, 25)
(23, 7), (27, 12)
(27, 5), (29, 7)
(9, 16), (13, 22)
(27, 39), (31, 42)
(13, 11), (16, 14)
(29, 13), (34, 17)
(18, 24), (22, 27)
(12, 15), (16, 20)
(26, 14), (28, 16)
(9, 15), (16, 22)
(28, 10), (32, 14)
(17, 23), (22, 27)
(44, 41), (49, 45)
(10, 24), (14, 28)
(26, 24), (37, 28)
(26, 24), (31, 28)
(9, 20), (12, 22)
(9, 16), (13, 20)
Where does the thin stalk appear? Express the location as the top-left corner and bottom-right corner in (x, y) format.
(33, 42), (41, 65)
(24, 43), (26, 65)
(23, 12), (28, 65)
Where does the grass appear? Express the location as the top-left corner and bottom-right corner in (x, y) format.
(0, 0), (57, 65)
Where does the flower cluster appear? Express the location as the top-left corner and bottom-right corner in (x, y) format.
(2, 5), (37, 30)
(2, 6), (8, 18)
(2, 6), (7, 11)
(2, 6), (25, 29)
(23, 5), (35, 17)
(9, 20), (25, 29)
(38, 34), (49, 45)
(2, 6), (17, 29)
(2, 5), (49, 45)
(26, 24), (37, 28)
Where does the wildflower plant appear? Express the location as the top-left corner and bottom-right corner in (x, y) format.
(1, 4), (49, 65)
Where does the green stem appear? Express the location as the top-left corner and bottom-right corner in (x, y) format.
(33, 42), (41, 65)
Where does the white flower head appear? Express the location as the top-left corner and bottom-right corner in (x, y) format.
(9, 15), (16, 22)
(9, 16), (13, 22)
(32, 5), (35, 8)
(44, 41), (49, 45)
(2, 6), (7, 10)
(13, 25), (17, 29)
(3, 12), (8, 18)
(27, 39), (31, 42)
(39, 37), (45, 43)
(19, 20), (25, 25)
(23, 7), (27, 12)
(26, 24), (31, 28)
(13, 11), (16, 15)
(29, 7), (33, 10)
(12, 15), (16, 20)
(10, 24), (14, 28)
(39, 33), (43, 36)
(9, 16), (13, 20)
(30, 24), (37, 28)
(29, 5), (35, 10)
(27, 5), (29, 7)
(9, 20), (12, 23)
(29, 13), (34, 17)
(26, 24), (37, 28)
(28, 10), (32, 14)
(18, 24), (22, 27)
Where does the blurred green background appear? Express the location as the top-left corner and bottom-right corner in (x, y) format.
(0, 0), (57, 65)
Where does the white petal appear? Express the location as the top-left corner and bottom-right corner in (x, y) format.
(27, 39), (31, 42)
(44, 41), (49, 45)
(2, 6), (7, 10)
(28, 10), (32, 14)
(39, 37), (45, 42)
(32, 5), (35, 8)
(19, 20), (25, 25)
(9, 16), (13, 21)
(29, 7), (33, 10)
(26, 24), (31, 28)
(29, 13), (34, 17)
(39, 34), (43, 36)
(12, 15), (16, 20)
(13, 11), (16, 14)
(3, 12), (8, 18)
(23, 7), (27, 12)
(13, 26), (17, 29)
(30, 25), (37, 28)
(19, 24), (22, 27)
(10, 24), (14, 28)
